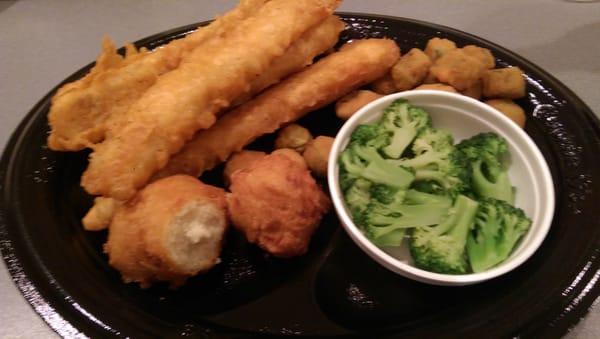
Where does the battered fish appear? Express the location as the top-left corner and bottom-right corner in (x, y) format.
(105, 175), (227, 288)
(227, 153), (331, 257)
(48, 0), (269, 151)
(155, 39), (400, 179)
(82, 0), (341, 201)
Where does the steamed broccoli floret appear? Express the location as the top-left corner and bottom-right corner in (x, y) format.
(343, 178), (372, 228)
(379, 99), (431, 159)
(363, 189), (452, 246)
(409, 195), (479, 274)
(457, 133), (515, 203)
(349, 123), (389, 149)
(394, 128), (470, 197)
(466, 198), (532, 272)
(340, 144), (415, 189)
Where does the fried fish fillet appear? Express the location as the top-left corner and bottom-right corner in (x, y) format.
(154, 39), (400, 179)
(81, 0), (341, 201)
(80, 14), (343, 232)
(233, 15), (345, 105)
(105, 175), (227, 288)
(48, 0), (269, 151)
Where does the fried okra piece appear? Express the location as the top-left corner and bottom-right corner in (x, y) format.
(303, 136), (334, 177)
(485, 99), (526, 128)
(274, 124), (313, 152)
(422, 71), (438, 84)
(414, 83), (458, 93)
(462, 45), (495, 69)
(461, 79), (483, 99)
(430, 49), (485, 91)
(482, 67), (526, 99)
(391, 48), (432, 91)
(424, 37), (457, 62)
(370, 73), (397, 95)
(335, 90), (383, 120)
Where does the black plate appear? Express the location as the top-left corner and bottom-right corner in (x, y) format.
(1, 13), (599, 338)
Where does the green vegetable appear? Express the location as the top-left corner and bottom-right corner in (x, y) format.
(364, 189), (452, 246)
(378, 99), (431, 158)
(394, 128), (470, 197)
(340, 144), (415, 188)
(457, 133), (515, 203)
(338, 99), (531, 275)
(409, 195), (479, 274)
(466, 198), (532, 272)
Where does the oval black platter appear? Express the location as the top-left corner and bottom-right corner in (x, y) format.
(1, 13), (599, 339)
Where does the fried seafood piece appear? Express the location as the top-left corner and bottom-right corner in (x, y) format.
(48, 0), (269, 151)
(104, 175), (227, 288)
(154, 39), (400, 179)
(82, 196), (121, 231)
(227, 153), (331, 257)
(223, 150), (267, 186)
(335, 90), (382, 120)
(233, 15), (345, 105)
(81, 0), (341, 201)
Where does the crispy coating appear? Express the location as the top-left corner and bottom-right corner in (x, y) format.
(227, 154), (331, 257)
(424, 37), (457, 62)
(82, 197), (121, 231)
(48, 0), (268, 151)
(271, 148), (307, 168)
(335, 90), (382, 120)
(274, 124), (313, 152)
(390, 48), (432, 91)
(234, 15), (345, 105)
(154, 39), (400, 179)
(370, 73), (397, 95)
(81, 0), (341, 201)
(462, 45), (495, 69)
(485, 99), (526, 128)
(482, 67), (526, 99)
(430, 49), (485, 91)
(461, 78), (483, 99)
(105, 175), (227, 288)
(303, 136), (334, 177)
(223, 150), (267, 186)
(414, 83), (458, 93)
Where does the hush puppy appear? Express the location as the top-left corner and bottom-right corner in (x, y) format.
(227, 153), (331, 258)
(223, 150), (267, 185)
